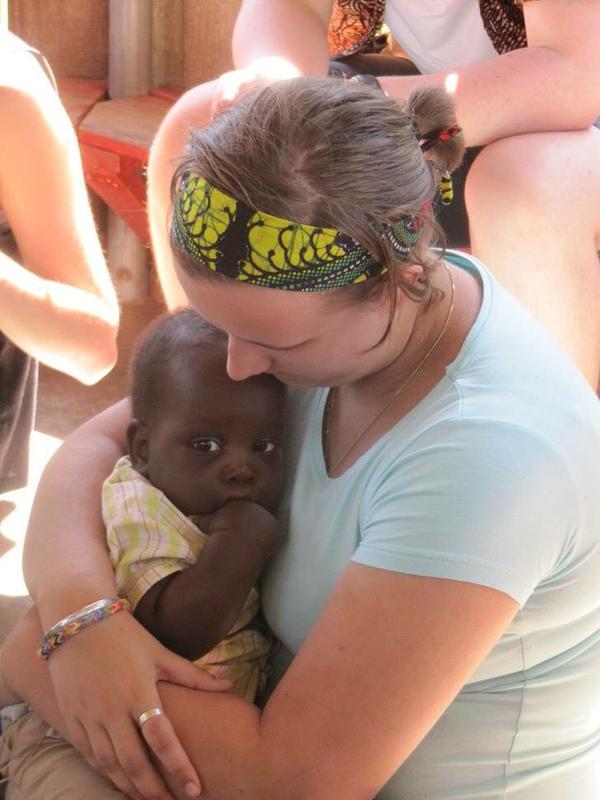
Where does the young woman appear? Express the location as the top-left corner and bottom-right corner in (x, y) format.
(3, 78), (600, 800)
(217, 0), (600, 386)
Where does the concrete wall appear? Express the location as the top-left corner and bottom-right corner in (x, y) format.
(9, 0), (241, 86)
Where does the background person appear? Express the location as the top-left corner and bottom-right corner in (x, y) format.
(0, 30), (119, 492)
(1, 78), (599, 800)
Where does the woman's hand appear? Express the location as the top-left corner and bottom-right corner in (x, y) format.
(47, 611), (231, 799)
(211, 57), (301, 118)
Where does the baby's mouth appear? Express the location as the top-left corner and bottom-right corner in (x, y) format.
(220, 492), (255, 505)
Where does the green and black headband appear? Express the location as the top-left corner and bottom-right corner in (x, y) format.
(172, 176), (389, 292)
(171, 127), (460, 292)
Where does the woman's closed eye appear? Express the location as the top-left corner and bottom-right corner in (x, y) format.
(191, 438), (222, 453)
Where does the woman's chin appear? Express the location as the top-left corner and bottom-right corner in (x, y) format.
(275, 374), (326, 388)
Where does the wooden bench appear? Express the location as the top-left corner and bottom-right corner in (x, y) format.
(57, 79), (185, 246)
(77, 94), (175, 245)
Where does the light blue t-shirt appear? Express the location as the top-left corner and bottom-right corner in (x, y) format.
(262, 252), (600, 798)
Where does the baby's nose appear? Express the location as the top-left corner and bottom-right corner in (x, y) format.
(219, 459), (257, 484)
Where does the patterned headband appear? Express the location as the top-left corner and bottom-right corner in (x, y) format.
(170, 119), (463, 292)
(171, 176), (394, 292)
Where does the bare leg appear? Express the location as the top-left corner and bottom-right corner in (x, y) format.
(0, 649), (22, 706)
(466, 127), (600, 386)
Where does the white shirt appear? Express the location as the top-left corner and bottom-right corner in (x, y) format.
(384, 0), (498, 74)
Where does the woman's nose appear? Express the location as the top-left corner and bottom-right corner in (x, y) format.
(226, 336), (270, 381)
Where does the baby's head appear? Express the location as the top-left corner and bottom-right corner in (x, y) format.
(127, 309), (286, 516)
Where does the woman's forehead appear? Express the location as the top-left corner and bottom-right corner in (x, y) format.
(177, 268), (336, 345)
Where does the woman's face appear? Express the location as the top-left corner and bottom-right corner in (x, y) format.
(176, 266), (410, 388)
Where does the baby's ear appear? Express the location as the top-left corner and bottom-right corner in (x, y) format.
(127, 419), (150, 476)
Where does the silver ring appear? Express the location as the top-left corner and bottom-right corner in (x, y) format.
(137, 707), (165, 728)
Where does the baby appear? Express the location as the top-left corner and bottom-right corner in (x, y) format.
(0, 308), (287, 798)
(108, 307), (286, 699)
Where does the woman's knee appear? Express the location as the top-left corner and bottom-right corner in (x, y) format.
(465, 129), (600, 227)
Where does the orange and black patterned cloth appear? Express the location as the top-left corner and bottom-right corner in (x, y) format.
(328, 0), (530, 58)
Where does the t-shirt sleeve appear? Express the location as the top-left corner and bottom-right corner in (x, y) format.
(353, 419), (579, 606)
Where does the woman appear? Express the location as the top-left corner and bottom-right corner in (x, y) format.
(3, 78), (600, 799)
(0, 31), (119, 492)
(214, 0), (600, 387)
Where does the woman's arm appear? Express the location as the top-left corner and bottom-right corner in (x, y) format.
(379, 0), (600, 146)
(154, 565), (518, 799)
(22, 400), (130, 625)
(232, 0), (332, 76)
(0, 47), (118, 384)
(10, 558), (517, 799)
(232, 0), (600, 148)
(0, 606), (231, 800)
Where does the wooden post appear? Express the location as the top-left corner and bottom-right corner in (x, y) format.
(0, 0), (8, 32)
(107, 0), (152, 303)
(109, 0), (152, 98)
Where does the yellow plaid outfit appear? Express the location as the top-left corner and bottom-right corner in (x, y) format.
(104, 456), (271, 702)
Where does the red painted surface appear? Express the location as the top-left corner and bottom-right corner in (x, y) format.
(80, 143), (150, 244)
(70, 94), (174, 244)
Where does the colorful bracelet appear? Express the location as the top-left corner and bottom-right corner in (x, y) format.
(38, 597), (130, 660)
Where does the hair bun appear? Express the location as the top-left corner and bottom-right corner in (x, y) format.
(405, 87), (465, 174)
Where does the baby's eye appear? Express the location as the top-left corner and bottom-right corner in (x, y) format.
(255, 439), (279, 454)
(191, 438), (222, 453)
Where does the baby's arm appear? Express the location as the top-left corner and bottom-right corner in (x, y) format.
(134, 500), (280, 660)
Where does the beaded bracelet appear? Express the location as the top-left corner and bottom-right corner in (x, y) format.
(38, 597), (130, 660)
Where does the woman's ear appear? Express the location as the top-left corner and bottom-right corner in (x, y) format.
(127, 419), (150, 476)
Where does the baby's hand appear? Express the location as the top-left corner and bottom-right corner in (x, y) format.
(191, 500), (281, 559)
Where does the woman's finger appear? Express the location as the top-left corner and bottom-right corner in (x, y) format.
(67, 718), (143, 799)
(89, 722), (149, 799)
(100, 714), (175, 800)
(139, 712), (201, 798)
(67, 717), (100, 772)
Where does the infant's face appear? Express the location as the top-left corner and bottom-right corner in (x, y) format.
(139, 356), (286, 517)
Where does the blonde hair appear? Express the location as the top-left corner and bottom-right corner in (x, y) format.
(171, 76), (464, 305)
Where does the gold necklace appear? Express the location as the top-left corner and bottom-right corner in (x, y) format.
(324, 262), (456, 475)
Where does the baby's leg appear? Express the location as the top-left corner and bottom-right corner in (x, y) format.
(1, 710), (125, 799)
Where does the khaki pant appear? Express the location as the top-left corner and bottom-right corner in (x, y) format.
(0, 710), (124, 799)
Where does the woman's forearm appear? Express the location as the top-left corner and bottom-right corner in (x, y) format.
(23, 401), (131, 629)
(0, 610), (68, 733)
(380, 0), (600, 147)
(0, 249), (117, 384)
(381, 47), (596, 148)
(232, 0), (332, 76)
